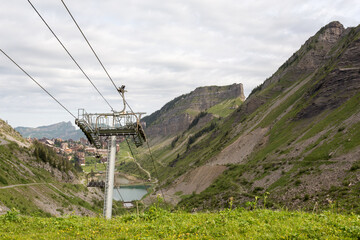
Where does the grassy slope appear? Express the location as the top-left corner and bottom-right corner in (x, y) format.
(117, 98), (244, 183)
(107, 25), (359, 214)
(0, 208), (359, 239)
(177, 90), (360, 213)
(0, 126), (103, 217)
(175, 25), (360, 213)
(207, 97), (244, 118)
(0, 119), (28, 145)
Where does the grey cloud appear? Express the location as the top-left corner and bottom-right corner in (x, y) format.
(1, 0), (360, 127)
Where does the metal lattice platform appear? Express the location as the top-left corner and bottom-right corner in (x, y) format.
(75, 109), (146, 148)
(75, 87), (148, 219)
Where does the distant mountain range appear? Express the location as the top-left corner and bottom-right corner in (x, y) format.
(15, 121), (85, 140)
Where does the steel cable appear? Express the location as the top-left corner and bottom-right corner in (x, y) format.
(146, 141), (167, 203)
(27, 0), (114, 111)
(60, 0), (136, 114)
(1, 49), (77, 119)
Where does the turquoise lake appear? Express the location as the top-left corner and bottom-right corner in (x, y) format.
(113, 185), (149, 202)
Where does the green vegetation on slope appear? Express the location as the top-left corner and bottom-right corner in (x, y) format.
(0, 183), (103, 217)
(1, 208), (359, 239)
(207, 97), (244, 118)
(33, 141), (74, 173)
(112, 23), (360, 216)
(0, 119), (27, 145)
(0, 131), (104, 217)
(0, 142), (52, 186)
(172, 24), (360, 213)
(178, 85), (360, 213)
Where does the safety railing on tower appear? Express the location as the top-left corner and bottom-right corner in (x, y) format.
(75, 109), (146, 148)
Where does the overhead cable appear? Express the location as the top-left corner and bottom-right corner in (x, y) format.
(60, 0), (118, 90)
(0, 49), (76, 119)
(27, 0), (114, 111)
(125, 136), (146, 180)
(146, 141), (167, 203)
(60, 0), (136, 114)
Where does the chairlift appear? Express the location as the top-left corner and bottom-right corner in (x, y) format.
(86, 171), (106, 188)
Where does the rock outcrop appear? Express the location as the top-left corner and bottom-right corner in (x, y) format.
(235, 21), (349, 121)
(143, 83), (245, 138)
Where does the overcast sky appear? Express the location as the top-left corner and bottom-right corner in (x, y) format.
(1, 0), (360, 128)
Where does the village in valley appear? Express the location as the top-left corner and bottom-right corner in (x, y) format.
(28, 137), (121, 169)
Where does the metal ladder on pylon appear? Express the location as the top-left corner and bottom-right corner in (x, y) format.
(103, 141), (112, 217)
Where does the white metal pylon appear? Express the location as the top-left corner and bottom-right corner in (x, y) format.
(75, 87), (147, 219)
(103, 136), (117, 219)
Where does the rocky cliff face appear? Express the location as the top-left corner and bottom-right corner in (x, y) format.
(269, 21), (345, 85)
(296, 26), (360, 119)
(143, 83), (245, 138)
(236, 21), (352, 120)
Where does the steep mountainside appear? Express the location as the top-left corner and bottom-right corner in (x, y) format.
(134, 21), (360, 213)
(16, 121), (85, 140)
(0, 119), (102, 216)
(142, 83), (245, 139)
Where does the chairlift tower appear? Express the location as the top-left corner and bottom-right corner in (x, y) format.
(75, 86), (146, 219)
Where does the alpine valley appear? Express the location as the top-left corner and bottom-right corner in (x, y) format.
(1, 21), (359, 218)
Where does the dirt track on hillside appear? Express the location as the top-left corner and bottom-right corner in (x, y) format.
(0, 182), (45, 189)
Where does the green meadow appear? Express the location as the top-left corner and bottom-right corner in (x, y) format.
(1, 207), (359, 239)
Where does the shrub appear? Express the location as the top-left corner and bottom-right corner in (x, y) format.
(2, 208), (20, 222)
(33, 141), (74, 173)
(171, 135), (180, 148)
(187, 122), (217, 148)
(350, 161), (360, 171)
(188, 112), (207, 130)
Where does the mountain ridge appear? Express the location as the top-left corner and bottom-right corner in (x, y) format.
(15, 121), (85, 140)
(132, 21), (360, 213)
(143, 83), (245, 139)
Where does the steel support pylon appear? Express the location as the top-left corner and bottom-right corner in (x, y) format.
(103, 136), (117, 219)
(76, 88), (147, 219)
